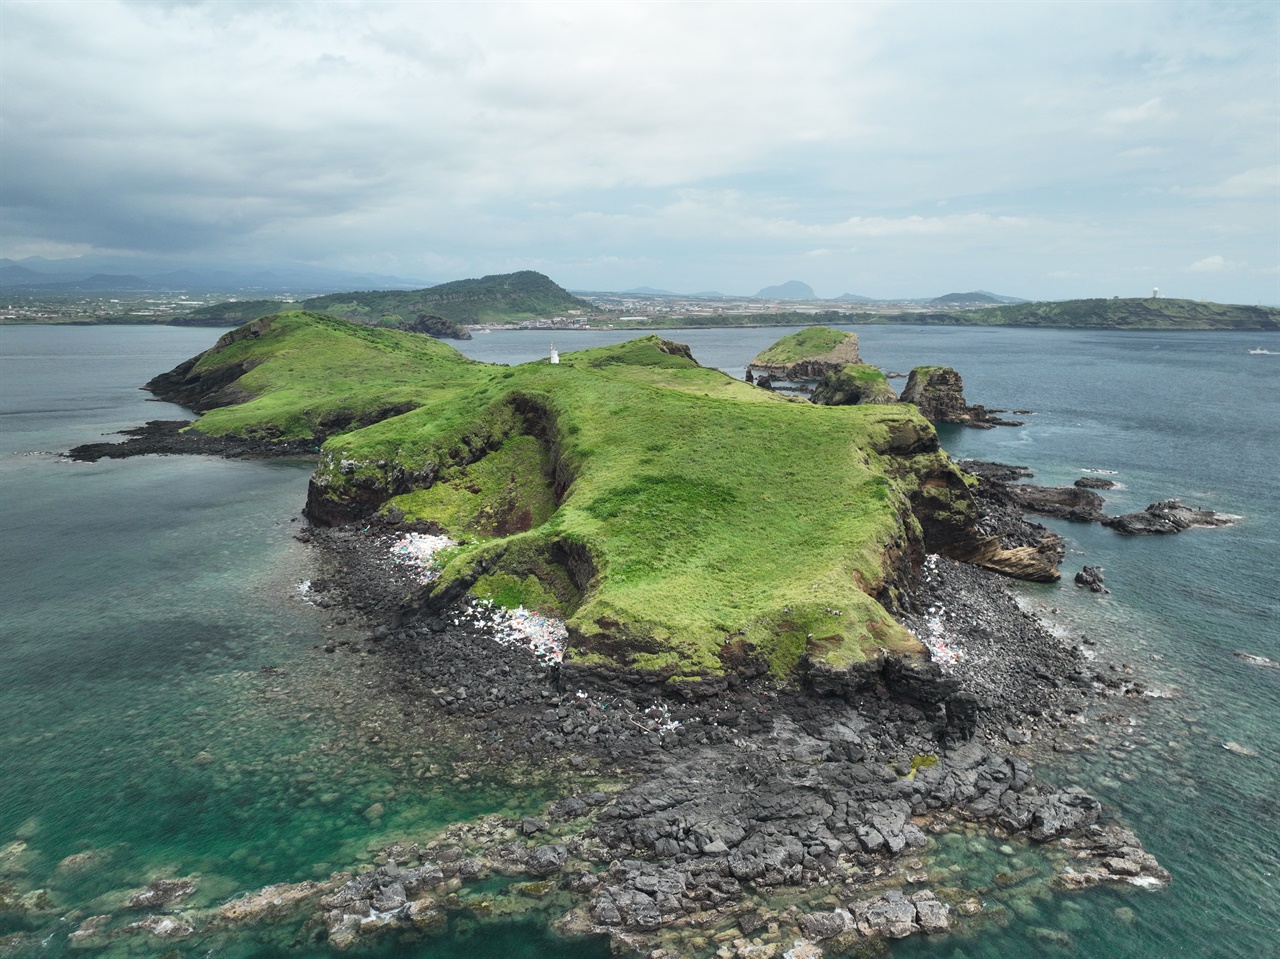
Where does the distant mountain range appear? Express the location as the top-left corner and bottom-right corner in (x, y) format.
(0, 256), (431, 293)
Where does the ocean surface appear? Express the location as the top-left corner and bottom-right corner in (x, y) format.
(1, 323), (1277, 958)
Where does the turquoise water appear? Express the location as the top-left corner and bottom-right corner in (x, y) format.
(2, 324), (1277, 957)
(0, 326), (606, 957)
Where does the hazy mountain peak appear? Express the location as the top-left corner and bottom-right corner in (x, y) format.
(754, 280), (816, 300)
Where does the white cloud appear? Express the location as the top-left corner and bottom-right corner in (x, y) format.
(1, 0), (1276, 301)
(1188, 255), (1244, 272)
(1103, 98), (1168, 126)
(1181, 166), (1280, 199)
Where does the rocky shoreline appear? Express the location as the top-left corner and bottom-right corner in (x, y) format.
(236, 508), (1168, 957)
(56, 425), (1174, 956)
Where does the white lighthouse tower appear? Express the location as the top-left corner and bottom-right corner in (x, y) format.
(549, 344), (559, 365)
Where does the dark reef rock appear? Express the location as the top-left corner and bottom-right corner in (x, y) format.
(1004, 484), (1107, 523)
(67, 420), (321, 462)
(1075, 476), (1117, 490)
(1102, 500), (1238, 535)
(958, 459), (1035, 484)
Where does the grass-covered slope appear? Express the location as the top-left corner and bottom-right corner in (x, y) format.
(309, 334), (937, 681)
(301, 270), (595, 328)
(163, 313), (994, 686)
(812, 364), (899, 406)
(749, 326), (856, 366)
(165, 311), (488, 439)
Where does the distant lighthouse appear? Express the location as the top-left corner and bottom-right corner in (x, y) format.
(549, 344), (559, 365)
(1152, 287), (1160, 299)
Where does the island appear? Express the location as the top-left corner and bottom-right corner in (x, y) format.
(62, 311), (1170, 956)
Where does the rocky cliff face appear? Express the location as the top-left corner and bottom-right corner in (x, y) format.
(872, 419), (1062, 585)
(144, 317), (274, 412)
(899, 367), (1004, 428)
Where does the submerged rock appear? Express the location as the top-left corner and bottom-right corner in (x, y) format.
(123, 876), (197, 910)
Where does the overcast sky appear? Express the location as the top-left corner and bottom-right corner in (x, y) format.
(2, 1), (1277, 301)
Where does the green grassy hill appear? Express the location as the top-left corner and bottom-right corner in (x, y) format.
(749, 326), (854, 366)
(301, 270), (595, 328)
(165, 312), (997, 686)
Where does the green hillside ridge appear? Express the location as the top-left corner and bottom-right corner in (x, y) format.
(301, 270), (595, 328)
(608, 297), (1277, 331)
(812, 364), (899, 406)
(899, 297), (1279, 330)
(173, 299), (290, 326)
(169, 312), (994, 686)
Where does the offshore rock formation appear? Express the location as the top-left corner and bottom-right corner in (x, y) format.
(898, 366), (1021, 428)
(747, 328), (862, 381)
(1103, 500), (1238, 534)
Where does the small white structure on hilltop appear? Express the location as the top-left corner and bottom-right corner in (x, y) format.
(1153, 287), (1160, 299)
(549, 344), (559, 364)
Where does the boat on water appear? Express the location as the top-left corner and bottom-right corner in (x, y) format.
(1249, 347), (1274, 354)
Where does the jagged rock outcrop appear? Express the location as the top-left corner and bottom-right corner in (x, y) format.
(874, 421), (1062, 583)
(899, 366), (1018, 428)
(811, 364), (899, 406)
(1075, 566), (1108, 592)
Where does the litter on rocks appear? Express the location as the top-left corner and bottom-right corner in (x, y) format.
(454, 597), (569, 666)
(388, 533), (457, 584)
(913, 556), (965, 669)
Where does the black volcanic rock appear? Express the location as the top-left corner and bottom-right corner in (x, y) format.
(1103, 500), (1237, 535)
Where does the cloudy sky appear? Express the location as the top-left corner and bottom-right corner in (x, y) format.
(2, 1), (1277, 301)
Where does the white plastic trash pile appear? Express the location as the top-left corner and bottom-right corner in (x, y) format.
(385, 533), (570, 665)
(914, 556), (964, 669)
(460, 598), (568, 666)
(917, 605), (962, 667)
(389, 532), (457, 584)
